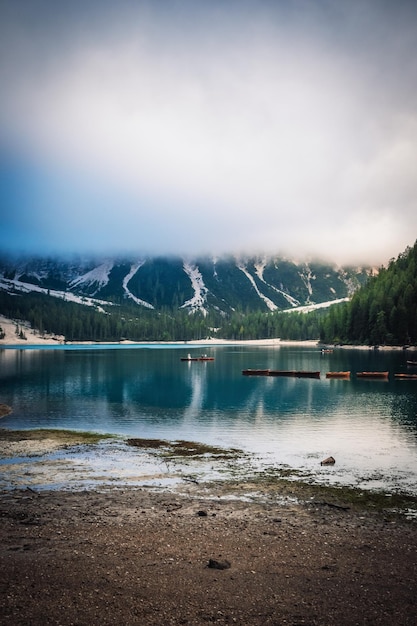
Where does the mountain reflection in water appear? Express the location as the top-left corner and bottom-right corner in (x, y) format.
(1, 344), (417, 495)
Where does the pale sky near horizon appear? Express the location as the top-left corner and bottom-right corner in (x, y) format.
(1, 0), (417, 265)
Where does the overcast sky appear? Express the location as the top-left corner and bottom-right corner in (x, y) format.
(1, 0), (417, 265)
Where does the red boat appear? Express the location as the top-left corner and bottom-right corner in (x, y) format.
(356, 371), (389, 379)
(326, 371), (351, 379)
(394, 373), (417, 380)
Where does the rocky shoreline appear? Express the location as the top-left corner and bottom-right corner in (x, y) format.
(1, 428), (417, 625)
(1, 483), (417, 625)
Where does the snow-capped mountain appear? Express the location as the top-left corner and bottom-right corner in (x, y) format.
(0, 253), (373, 315)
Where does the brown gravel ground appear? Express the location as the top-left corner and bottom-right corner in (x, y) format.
(1, 483), (417, 626)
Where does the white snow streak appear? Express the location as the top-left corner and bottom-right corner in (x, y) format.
(253, 258), (300, 308)
(181, 262), (208, 316)
(212, 257), (218, 279)
(0, 277), (113, 312)
(122, 262), (154, 309)
(300, 265), (314, 300)
(237, 261), (278, 311)
(69, 261), (114, 294)
(283, 297), (349, 313)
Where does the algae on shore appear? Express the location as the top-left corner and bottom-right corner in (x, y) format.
(1, 428), (417, 519)
(0, 428), (114, 444)
(127, 437), (243, 459)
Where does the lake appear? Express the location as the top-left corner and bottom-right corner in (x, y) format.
(1, 343), (417, 495)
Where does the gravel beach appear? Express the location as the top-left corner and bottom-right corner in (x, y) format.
(1, 427), (417, 625)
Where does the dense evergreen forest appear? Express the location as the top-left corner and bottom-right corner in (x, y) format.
(0, 240), (416, 345)
(0, 291), (209, 342)
(319, 241), (417, 346)
(0, 288), (324, 342)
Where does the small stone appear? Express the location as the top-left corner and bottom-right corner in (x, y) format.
(320, 456), (336, 466)
(207, 558), (231, 570)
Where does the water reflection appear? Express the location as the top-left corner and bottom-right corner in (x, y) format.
(1, 345), (417, 494)
(182, 361), (205, 421)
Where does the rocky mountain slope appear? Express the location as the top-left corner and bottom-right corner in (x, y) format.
(0, 254), (373, 315)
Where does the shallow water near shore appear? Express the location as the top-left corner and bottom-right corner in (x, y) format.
(1, 343), (417, 495)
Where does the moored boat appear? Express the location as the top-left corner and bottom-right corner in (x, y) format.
(268, 370), (321, 379)
(406, 360), (417, 367)
(394, 373), (417, 380)
(356, 371), (389, 379)
(242, 369), (320, 378)
(181, 354), (214, 362)
(326, 371), (350, 379)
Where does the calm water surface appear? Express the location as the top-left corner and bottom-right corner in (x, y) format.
(1, 344), (417, 494)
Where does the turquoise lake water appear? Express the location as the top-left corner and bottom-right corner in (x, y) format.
(1, 343), (417, 495)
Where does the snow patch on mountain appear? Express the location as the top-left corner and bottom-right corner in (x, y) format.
(342, 271), (366, 296)
(181, 262), (208, 315)
(15, 269), (43, 283)
(299, 264), (315, 302)
(0, 254), (372, 316)
(122, 262), (154, 309)
(69, 261), (114, 294)
(274, 288), (299, 307)
(283, 297), (349, 313)
(237, 261), (278, 311)
(212, 257), (219, 279)
(0, 277), (114, 312)
(253, 258), (300, 308)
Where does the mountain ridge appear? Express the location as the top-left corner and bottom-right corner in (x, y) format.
(0, 253), (373, 316)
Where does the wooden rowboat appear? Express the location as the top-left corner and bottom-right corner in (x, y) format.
(242, 369), (320, 378)
(394, 373), (417, 380)
(268, 370), (321, 379)
(356, 371), (389, 379)
(325, 371), (351, 379)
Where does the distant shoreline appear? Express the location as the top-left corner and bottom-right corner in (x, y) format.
(1, 314), (415, 350)
(0, 314), (313, 348)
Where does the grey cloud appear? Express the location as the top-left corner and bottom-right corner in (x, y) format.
(1, 0), (416, 265)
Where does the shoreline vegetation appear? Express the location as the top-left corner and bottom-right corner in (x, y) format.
(1, 314), (415, 350)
